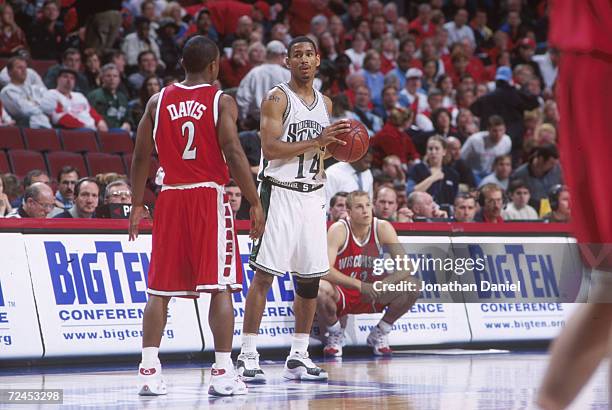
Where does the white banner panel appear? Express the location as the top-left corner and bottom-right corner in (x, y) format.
(24, 234), (202, 357)
(0, 233), (43, 360)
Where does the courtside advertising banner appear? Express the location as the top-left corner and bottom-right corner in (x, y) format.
(24, 234), (202, 356)
(0, 233), (44, 359)
(453, 237), (582, 341)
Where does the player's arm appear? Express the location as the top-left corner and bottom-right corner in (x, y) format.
(377, 220), (415, 277)
(322, 95), (335, 160)
(128, 93), (158, 240)
(260, 88), (350, 161)
(217, 94), (264, 239)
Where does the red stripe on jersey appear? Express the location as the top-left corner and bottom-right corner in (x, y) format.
(334, 218), (382, 283)
(154, 83), (229, 185)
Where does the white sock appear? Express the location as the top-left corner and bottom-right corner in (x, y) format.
(290, 333), (310, 356)
(241, 333), (258, 354)
(377, 320), (393, 334)
(215, 351), (233, 370)
(141, 347), (159, 366)
(327, 321), (341, 333)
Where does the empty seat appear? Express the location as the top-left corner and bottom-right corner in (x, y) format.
(0, 127), (25, 150)
(0, 151), (9, 173)
(60, 129), (99, 153)
(8, 149), (47, 177)
(124, 153), (158, 180)
(47, 151), (87, 178)
(86, 152), (126, 176)
(23, 128), (61, 152)
(98, 131), (133, 155)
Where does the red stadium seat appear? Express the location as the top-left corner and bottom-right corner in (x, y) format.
(98, 131), (134, 154)
(124, 153), (158, 180)
(0, 151), (9, 173)
(29, 60), (56, 77)
(0, 126), (25, 150)
(8, 149), (47, 177)
(60, 129), (99, 153)
(86, 152), (126, 176)
(23, 128), (61, 152)
(47, 151), (87, 178)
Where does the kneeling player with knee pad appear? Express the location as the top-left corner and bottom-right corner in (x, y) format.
(316, 191), (418, 357)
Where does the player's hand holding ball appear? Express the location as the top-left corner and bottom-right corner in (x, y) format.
(314, 119), (351, 148)
(326, 119), (370, 162)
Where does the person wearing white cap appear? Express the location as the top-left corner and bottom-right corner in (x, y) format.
(236, 40), (290, 128)
(398, 67), (429, 115)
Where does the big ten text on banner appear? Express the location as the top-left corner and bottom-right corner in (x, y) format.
(0, 233), (43, 359)
(24, 234), (202, 356)
(452, 236), (582, 341)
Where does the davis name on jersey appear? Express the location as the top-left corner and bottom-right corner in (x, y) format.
(166, 100), (207, 121)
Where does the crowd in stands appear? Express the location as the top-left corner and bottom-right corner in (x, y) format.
(0, 0), (569, 224)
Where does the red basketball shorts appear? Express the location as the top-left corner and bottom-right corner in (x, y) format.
(558, 52), (612, 269)
(335, 285), (385, 316)
(147, 184), (243, 298)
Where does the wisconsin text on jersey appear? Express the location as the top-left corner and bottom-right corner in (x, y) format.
(166, 100), (207, 121)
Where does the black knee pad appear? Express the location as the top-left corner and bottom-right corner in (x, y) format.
(294, 277), (320, 299)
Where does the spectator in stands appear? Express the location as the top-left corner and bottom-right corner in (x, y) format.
(376, 155), (405, 185)
(445, 136), (475, 188)
(44, 48), (90, 94)
(371, 108), (420, 168)
(478, 154), (512, 190)
(122, 16), (162, 69)
(220, 14), (254, 48)
(0, 56), (51, 128)
(184, 8), (219, 45)
(360, 50), (385, 110)
(129, 74), (161, 125)
(83, 49), (102, 91)
(54, 178), (99, 218)
(373, 85), (400, 123)
(0, 174), (12, 217)
(224, 180), (242, 220)
(41, 67), (108, 131)
(399, 68), (429, 114)
(474, 183), (504, 223)
(455, 108), (478, 142)
(0, 99), (14, 125)
(374, 186), (398, 221)
(325, 150), (374, 211)
(27, 0), (65, 60)
(236, 40), (289, 128)
(431, 107), (456, 138)
(453, 193), (476, 222)
(101, 49), (131, 98)
(78, 2), (122, 53)
(2, 173), (20, 205)
(328, 191), (348, 222)
(460, 115), (512, 182)
(6, 182), (54, 219)
(219, 39), (252, 89)
(87, 63), (132, 132)
(353, 85), (383, 135)
(248, 42), (266, 66)
(470, 66), (539, 149)
(408, 135), (459, 207)
(10, 169), (51, 208)
(161, 2), (188, 40)
(407, 191), (448, 220)
(157, 18), (181, 77)
(543, 185), (570, 223)
(345, 32), (367, 72)
(510, 144), (563, 211)
(0, 51), (44, 89)
(532, 48), (559, 93)
(511, 37), (543, 84)
(444, 9), (475, 48)
(104, 179), (132, 205)
(127, 50), (162, 93)
(502, 179), (539, 221)
(0, 3), (28, 57)
(49, 166), (79, 217)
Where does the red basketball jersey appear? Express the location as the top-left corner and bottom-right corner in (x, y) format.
(153, 83), (229, 185)
(334, 217), (383, 284)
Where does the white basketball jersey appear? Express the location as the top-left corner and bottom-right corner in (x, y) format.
(258, 83), (331, 185)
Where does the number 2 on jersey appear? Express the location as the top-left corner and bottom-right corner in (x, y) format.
(182, 120), (197, 160)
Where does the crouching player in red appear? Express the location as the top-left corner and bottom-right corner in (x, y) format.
(316, 190), (418, 356)
(129, 36), (264, 396)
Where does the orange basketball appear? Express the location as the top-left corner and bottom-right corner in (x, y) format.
(327, 119), (370, 162)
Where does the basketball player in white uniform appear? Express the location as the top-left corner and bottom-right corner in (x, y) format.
(238, 36), (351, 382)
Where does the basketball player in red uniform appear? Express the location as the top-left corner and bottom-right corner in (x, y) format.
(129, 36), (264, 396)
(537, 1), (612, 408)
(317, 190), (418, 356)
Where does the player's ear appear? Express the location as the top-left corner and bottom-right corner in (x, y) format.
(316, 53), (320, 68)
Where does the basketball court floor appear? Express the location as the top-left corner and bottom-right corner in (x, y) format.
(0, 351), (607, 409)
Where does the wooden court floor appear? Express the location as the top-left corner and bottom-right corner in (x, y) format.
(0, 352), (607, 409)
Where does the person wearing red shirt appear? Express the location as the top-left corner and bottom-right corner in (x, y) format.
(219, 39), (252, 89)
(288, 0), (333, 37)
(409, 3), (437, 41)
(371, 108), (420, 168)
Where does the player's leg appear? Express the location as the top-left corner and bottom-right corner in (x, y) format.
(316, 280), (345, 357)
(367, 289), (417, 356)
(236, 269), (275, 383)
(537, 304), (612, 409)
(138, 295), (171, 396)
(208, 290), (248, 396)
